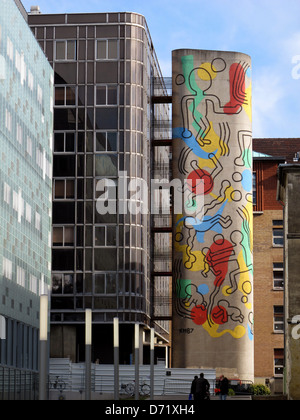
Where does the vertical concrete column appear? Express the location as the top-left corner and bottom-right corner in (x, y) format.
(85, 309), (92, 400)
(150, 328), (155, 400)
(172, 49), (254, 381)
(39, 295), (49, 400)
(135, 324), (140, 400)
(114, 318), (120, 400)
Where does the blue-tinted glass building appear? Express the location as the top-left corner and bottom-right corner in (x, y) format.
(0, 0), (53, 397)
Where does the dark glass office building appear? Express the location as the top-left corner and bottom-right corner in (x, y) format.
(28, 11), (171, 364)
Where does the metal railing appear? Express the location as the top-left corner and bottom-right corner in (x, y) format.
(0, 366), (39, 400)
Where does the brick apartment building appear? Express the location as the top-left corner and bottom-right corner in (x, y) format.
(253, 138), (300, 393)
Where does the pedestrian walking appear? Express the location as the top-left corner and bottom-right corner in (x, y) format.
(219, 375), (229, 400)
(190, 376), (198, 400)
(194, 373), (210, 411)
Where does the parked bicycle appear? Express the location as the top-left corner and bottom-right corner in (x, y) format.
(121, 380), (150, 397)
(49, 375), (66, 392)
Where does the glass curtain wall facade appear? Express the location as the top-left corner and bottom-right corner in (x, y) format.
(0, 0), (53, 398)
(28, 12), (170, 363)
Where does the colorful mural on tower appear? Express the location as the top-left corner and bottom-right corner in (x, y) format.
(172, 50), (253, 379)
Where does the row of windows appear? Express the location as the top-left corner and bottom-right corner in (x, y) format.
(53, 225), (117, 247)
(54, 84), (144, 108)
(3, 107), (52, 179)
(52, 248), (145, 273)
(52, 39), (146, 63)
(55, 85), (120, 107)
(3, 182), (43, 229)
(53, 131), (145, 155)
(52, 224), (145, 248)
(52, 154), (147, 179)
(52, 200), (146, 227)
(50, 311), (147, 324)
(55, 39), (119, 61)
(53, 106), (144, 132)
(5, 34), (47, 107)
(51, 296), (146, 312)
(2, 256), (46, 296)
(52, 272), (145, 296)
(53, 59), (145, 86)
(35, 18), (146, 42)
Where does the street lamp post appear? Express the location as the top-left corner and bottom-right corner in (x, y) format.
(114, 318), (119, 400)
(135, 324), (140, 401)
(39, 294), (49, 401)
(150, 328), (155, 400)
(85, 309), (92, 401)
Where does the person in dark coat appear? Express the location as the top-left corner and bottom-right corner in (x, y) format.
(190, 376), (198, 400)
(194, 373), (210, 409)
(219, 375), (229, 400)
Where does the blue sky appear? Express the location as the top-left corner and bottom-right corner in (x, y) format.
(21, 0), (300, 139)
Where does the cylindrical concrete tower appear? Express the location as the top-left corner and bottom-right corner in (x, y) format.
(172, 49), (253, 381)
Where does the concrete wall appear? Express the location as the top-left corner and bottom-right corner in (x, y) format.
(172, 49), (254, 381)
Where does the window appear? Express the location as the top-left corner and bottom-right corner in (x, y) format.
(274, 349), (284, 376)
(26, 136), (32, 157)
(273, 263), (284, 289)
(94, 226), (117, 247)
(3, 182), (11, 204)
(3, 257), (12, 280)
(53, 180), (75, 200)
(16, 123), (23, 145)
(52, 274), (63, 294)
(54, 108), (76, 131)
(53, 227), (74, 246)
(37, 84), (43, 105)
(96, 85), (118, 105)
(95, 154), (118, 176)
(55, 86), (76, 106)
(16, 267), (25, 288)
(53, 155), (76, 177)
(52, 249), (74, 271)
(96, 39), (118, 60)
(29, 275), (38, 295)
(28, 69), (34, 91)
(35, 212), (41, 231)
(52, 202), (75, 224)
(55, 40), (77, 60)
(94, 273), (117, 295)
(52, 274), (74, 295)
(12, 190), (24, 219)
(96, 132), (118, 152)
(273, 220), (283, 246)
(5, 109), (12, 132)
(95, 108), (118, 130)
(25, 203), (32, 223)
(94, 274), (105, 294)
(253, 172), (257, 206)
(54, 132), (76, 153)
(6, 37), (14, 61)
(274, 306), (284, 332)
(94, 249), (117, 271)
